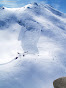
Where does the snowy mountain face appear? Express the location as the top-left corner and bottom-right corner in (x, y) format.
(0, 3), (66, 88)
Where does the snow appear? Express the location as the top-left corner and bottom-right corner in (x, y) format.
(0, 3), (66, 88)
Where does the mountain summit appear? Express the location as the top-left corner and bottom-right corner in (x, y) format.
(0, 2), (66, 57)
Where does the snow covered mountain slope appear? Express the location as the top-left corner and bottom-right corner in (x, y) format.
(0, 3), (66, 88)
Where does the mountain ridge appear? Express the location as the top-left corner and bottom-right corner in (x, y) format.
(0, 2), (66, 54)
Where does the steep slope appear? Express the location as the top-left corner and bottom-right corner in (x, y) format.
(0, 3), (66, 88)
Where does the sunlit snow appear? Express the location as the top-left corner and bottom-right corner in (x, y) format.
(0, 3), (66, 88)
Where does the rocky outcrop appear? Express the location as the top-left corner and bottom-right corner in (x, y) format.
(53, 77), (66, 88)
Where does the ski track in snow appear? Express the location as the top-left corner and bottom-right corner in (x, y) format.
(0, 3), (66, 88)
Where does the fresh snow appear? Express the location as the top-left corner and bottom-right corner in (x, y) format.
(0, 3), (66, 88)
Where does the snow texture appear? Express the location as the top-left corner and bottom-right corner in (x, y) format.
(0, 3), (66, 88)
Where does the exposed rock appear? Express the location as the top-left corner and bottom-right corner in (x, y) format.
(53, 77), (66, 88)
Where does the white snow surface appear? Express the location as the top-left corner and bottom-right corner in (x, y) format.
(0, 3), (66, 88)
